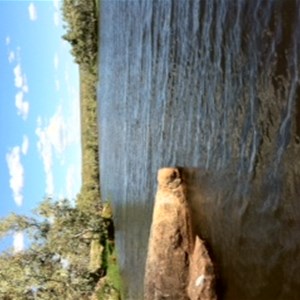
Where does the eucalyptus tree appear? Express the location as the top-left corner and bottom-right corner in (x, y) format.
(0, 198), (105, 299)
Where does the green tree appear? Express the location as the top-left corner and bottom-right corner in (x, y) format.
(61, 0), (98, 69)
(0, 198), (106, 300)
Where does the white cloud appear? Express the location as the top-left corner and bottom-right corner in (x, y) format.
(36, 108), (68, 195)
(21, 135), (29, 155)
(22, 83), (29, 94)
(13, 63), (29, 119)
(8, 51), (15, 63)
(53, 0), (61, 26)
(22, 75), (29, 93)
(15, 91), (29, 120)
(5, 36), (10, 45)
(54, 11), (60, 27)
(61, 39), (68, 49)
(28, 3), (37, 21)
(36, 104), (81, 196)
(13, 232), (24, 253)
(6, 147), (24, 206)
(46, 171), (54, 196)
(54, 53), (59, 70)
(66, 165), (75, 200)
(48, 107), (68, 154)
(36, 120), (54, 195)
(13, 64), (23, 88)
(53, 0), (61, 10)
(13, 64), (29, 92)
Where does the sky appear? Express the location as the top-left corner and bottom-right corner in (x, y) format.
(0, 0), (82, 252)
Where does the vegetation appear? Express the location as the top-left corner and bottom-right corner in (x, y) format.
(0, 199), (104, 299)
(0, 0), (122, 299)
(77, 68), (100, 215)
(0, 199), (121, 299)
(62, 0), (123, 297)
(62, 0), (98, 70)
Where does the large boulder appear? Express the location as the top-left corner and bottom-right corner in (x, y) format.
(144, 168), (216, 300)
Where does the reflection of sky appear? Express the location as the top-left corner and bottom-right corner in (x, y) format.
(0, 1), (82, 251)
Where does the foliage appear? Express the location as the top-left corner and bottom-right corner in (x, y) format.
(76, 68), (100, 216)
(61, 0), (98, 70)
(60, 0), (123, 297)
(0, 198), (108, 299)
(61, 0), (100, 216)
(96, 245), (123, 300)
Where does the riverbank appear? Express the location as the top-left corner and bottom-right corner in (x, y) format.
(77, 66), (123, 299)
(61, 0), (123, 298)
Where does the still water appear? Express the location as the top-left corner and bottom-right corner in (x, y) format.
(98, 1), (300, 299)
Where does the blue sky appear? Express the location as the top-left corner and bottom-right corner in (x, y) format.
(0, 0), (82, 251)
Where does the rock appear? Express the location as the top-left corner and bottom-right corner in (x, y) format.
(187, 236), (217, 300)
(144, 168), (217, 300)
(89, 237), (104, 273)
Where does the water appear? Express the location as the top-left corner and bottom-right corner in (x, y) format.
(98, 1), (300, 299)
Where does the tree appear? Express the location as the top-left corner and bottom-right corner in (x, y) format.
(61, 0), (98, 69)
(0, 198), (106, 299)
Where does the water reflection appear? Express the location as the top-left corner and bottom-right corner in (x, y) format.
(99, 1), (300, 299)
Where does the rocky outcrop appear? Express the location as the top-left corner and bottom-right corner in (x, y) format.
(144, 168), (216, 300)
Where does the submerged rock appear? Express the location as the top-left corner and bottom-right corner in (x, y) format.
(144, 168), (216, 300)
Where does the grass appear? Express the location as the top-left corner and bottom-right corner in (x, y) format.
(96, 203), (124, 299)
(96, 243), (123, 300)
